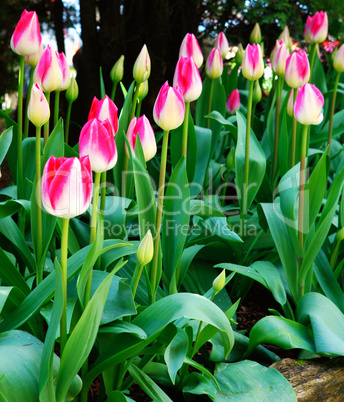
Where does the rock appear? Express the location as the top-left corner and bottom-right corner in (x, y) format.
(271, 357), (344, 401)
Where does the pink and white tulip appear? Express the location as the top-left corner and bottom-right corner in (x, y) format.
(278, 26), (293, 51)
(79, 118), (117, 173)
(56, 51), (71, 91)
(133, 44), (151, 84)
(179, 33), (204, 69)
(25, 42), (44, 68)
(33, 45), (62, 92)
(27, 83), (50, 127)
(226, 89), (240, 115)
(173, 57), (202, 102)
(271, 40), (290, 76)
(10, 10), (41, 56)
(126, 115), (157, 161)
(242, 43), (264, 81)
(333, 44), (344, 73)
(285, 49), (310, 88)
(88, 95), (119, 136)
(205, 48), (223, 79)
(294, 83), (324, 125)
(41, 156), (93, 218)
(287, 89), (295, 118)
(215, 32), (229, 59)
(153, 82), (185, 131)
(304, 11), (328, 44)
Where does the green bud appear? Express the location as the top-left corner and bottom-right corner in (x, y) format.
(336, 227), (344, 242)
(235, 43), (244, 65)
(250, 22), (261, 44)
(137, 80), (149, 102)
(110, 55), (125, 84)
(226, 148), (235, 173)
(65, 75), (79, 103)
(133, 44), (151, 84)
(212, 270), (226, 293)
(253, 80), (262, 104)
(137, 230), (154, 266)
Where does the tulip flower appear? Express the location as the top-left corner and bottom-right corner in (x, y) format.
(235, 43), (244, 65)
(41, 156), (93, 219)
(10, 10), (41, 56)
(242, 43), (264, 81)
(79, 118), (117, 173)
(88, 95), (119, 136)
(226, 89), (240, 115)
(294, 83), (324, 126)
(27, 83), (50, 127)
(287, 89), (295, 118)
(250, 22), (261, 44)
(56, 51), (71, 91)
(304, 11), (328, 44)
(333, 44), (344, 73)
(65, 75), (79, 144)
(173, 57), (202, 102)
(205, 48), (223, 79)
(278, 26), (293, 51)
(110, 55), (124, 101)
(25, 42), (44, 68)
(179, 33), (204, 68)
(271, 40), (289, 77)
(126, 115), (157, 162)
(213, 270), (226, 294)
(133, 44), (151, 84)
(153, 82), (185, 131)
(285, 49), (310, 88)
(34, 45), (63, 93)
(215, 32), (229, 59)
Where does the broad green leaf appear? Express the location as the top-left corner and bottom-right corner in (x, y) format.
(107, 390), (134, 402)
(103, 196), (132, 240)
(42, 119), (65, 167)
(98, 321), (146, 339)
(0, 248), (30, 295)
(164, 328), (188, 384)
(184, 356), (219, 387)
(0, 286), (26, 318)
(182, 372), (217, 400)
(0, 127), (13, 166)
(22, 137), (36, 200)
(0, 110), (17, 183)
(201, 217), (243, 244)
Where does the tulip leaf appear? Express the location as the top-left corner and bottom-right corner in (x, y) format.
(183, 372), (217, 400)
(0, 286), (26, 318)
(0, 109), (18, 183)
(42, 118), (65, 167)
(164, 328), (188, 384)
(0, 199), (30, 219)
(0, 127), (13, 166)
(0, 248), (30, 295)
(22, 137), (36, 200)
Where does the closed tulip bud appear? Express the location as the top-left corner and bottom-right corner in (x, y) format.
(41, 155), (93, 218)
(88, 95), (119, 136)
(179, 33), (204, 68)
(133, 45), (151, 84)
(226, 89), (240, 115)
(333, 43), (344, 73)
(253, 80), (262, 104)
(294, 83), (324, 125)
(225, 148), (235, 172)
(10, 10), (41, 56)
(33, 45), (62, 92)
(212, 269), (226, 293)
(304, 11), (328, 44)
(278, 26), (293, 51)
(27, 83), (50, 127)
(126, 115), (157, 162)
(215, 31), (229, 59)
(287, 89), (295, 117)
(25, 42), (43, 68)
(336, 228), (344, 242)
(136, 230), (154, 266)
(173, 56), (202, 102)
(110, 55), (124, 84)
(56, 51), (71, 91)
(285, 49), (310, 88)
(79, 118), (118, 172)
(235, 43), (244, 65)
(250, 22), (261, 44)
(242, 43), (264, 81)
(137, 80), (149, 102)
(271, 40), (289, 77)
(153, 82), (185, 131)
(66, 76), (79, 103)
(205, 48), (223, 79)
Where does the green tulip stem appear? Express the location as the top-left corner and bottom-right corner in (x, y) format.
(43, 92), (51, 146)
(271, 76), (284, 186)
(309, 43), (317, 82)
(328, 72), (340, 156)
(150, 129), (169, 304)
(111, 82), (118, 102)
(65, 101), (72, 144)
(206, 79), (215, 128)
(182, 101), (190, 160)
(24, 68), (34, 139)
(136, 101), (142, 118)
(289, 89), (298, 168)
(35, 125), (43, 285)
(129, 83), (141, 122)
(60, 217), (70, 356)
(17, 56), (25, 201)
(130, 262), (144, 300)
(54, 90), (60, 127)
(100, 171), (107, 214)
(298, 124), (308, 256)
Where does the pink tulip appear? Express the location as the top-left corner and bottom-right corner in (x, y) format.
(133, 44), (151, 84)
(294, 83), (324, 125)
(333, 44), (344, 73)
(25, 42), (43, 68)
(304, 11), (328, 44)
(41, 156), (93, 218)
(27, 83), (50, 127)
(226, 89), (240, 115)
(88, 95), (119, 136)
(215, 32), (229, 59)
(286, 89), (295, 118)
(278, 26), (293, 51)
(33, 45), (62, 92)
(126, 115), (157, 161)
(205, 48), (223, 79)
(242, 43), (264, 81)
(153, 81), (185, 131)
(285, 49), (310, 88)
(173, 57), (202, 102)
(56, 51), (71, 91)
(79, 118), (117, 173)
(179, 33), (204, 68)
(271, 40), (290, 76)
(10, 10), (41, 56)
